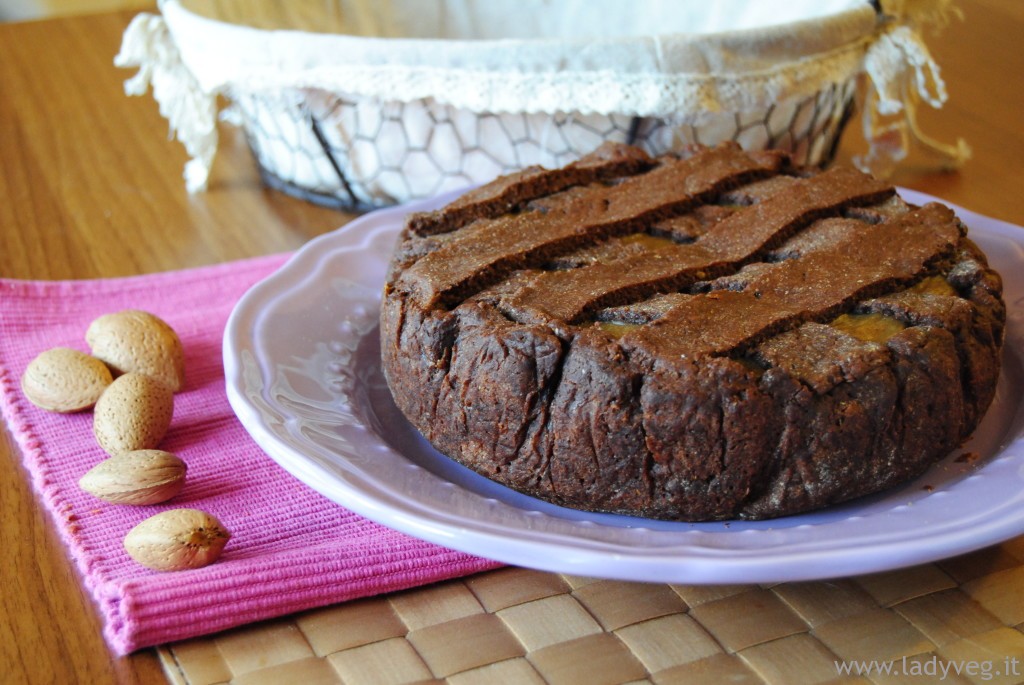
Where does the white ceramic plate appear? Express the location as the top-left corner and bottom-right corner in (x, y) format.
(224, 189), (1024, 584)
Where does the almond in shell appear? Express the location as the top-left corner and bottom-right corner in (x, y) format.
(93, 372), (174, 456)
(123, 508), (230, 571)
(21, 347), (113, 413)
(86, 309), (186, 391)
(79, 449), (186, 505)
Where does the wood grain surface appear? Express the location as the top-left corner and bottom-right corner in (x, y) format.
(1, 2), (1021, 684)
(0, 9), (349, 685)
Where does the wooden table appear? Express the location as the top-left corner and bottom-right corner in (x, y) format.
(1, 3), (1022, 684)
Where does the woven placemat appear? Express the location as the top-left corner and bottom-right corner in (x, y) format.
(157, 536), (1024, 685)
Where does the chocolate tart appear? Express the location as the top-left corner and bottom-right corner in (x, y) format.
(380, 143), (1006, 521)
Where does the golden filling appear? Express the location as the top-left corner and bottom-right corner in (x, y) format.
(596, 321), (638, 338)
(909, 275), (957, 296)
(828, 276), (955, 343)
(829, 313), (906, 343)
(619, 233), (678, 249)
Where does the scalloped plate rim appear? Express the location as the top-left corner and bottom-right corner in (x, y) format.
(223, 187), (1024, 583)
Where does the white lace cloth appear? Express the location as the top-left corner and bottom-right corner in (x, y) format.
(115, 0), (968, 194)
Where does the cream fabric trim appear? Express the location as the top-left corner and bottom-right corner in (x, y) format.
(115, 12), (217, 192)
(114, 0), (968, 192)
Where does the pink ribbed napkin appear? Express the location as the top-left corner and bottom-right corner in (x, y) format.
(0, 255), (501, 655)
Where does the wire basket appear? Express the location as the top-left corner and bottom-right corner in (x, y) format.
(236, 82), (856, 210)
(117, 0), (965, 211)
